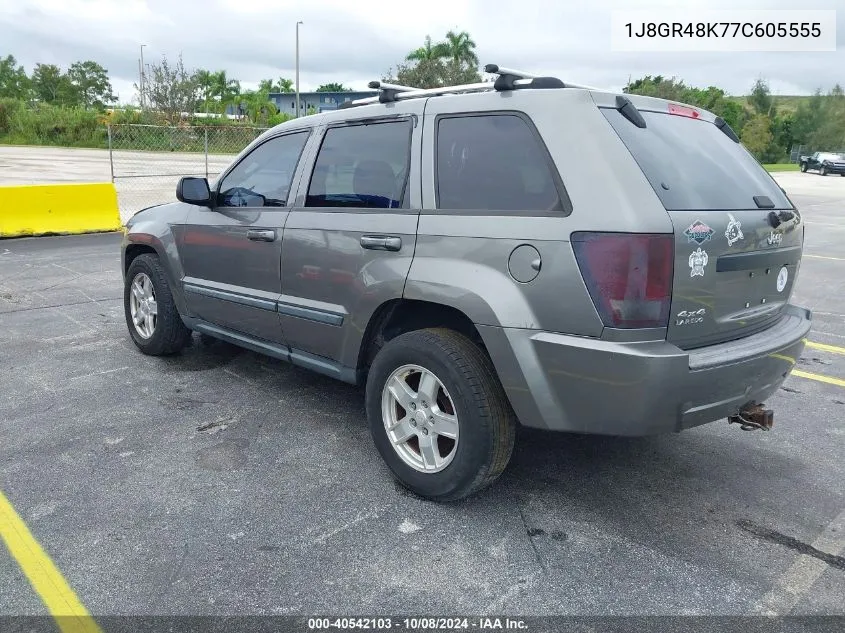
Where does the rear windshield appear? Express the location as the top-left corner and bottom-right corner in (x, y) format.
(601, 108), (793, 211)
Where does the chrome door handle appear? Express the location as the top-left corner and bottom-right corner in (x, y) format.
(247, 229), (276, 242)
(360, 235), (401, 251)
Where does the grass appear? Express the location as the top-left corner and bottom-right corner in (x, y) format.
(763, 163), (800, 172)
(728, 95), (813, 115)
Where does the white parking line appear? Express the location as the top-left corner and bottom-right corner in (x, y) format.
(804, 254), (845, 261)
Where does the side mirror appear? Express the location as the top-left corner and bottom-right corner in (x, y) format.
(176, 177), (211, 206)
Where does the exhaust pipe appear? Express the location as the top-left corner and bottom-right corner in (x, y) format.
(728, 402), (774, 431)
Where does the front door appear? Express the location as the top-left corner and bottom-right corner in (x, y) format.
(179, 129), (312, 343)
(280, 102), (424, 370)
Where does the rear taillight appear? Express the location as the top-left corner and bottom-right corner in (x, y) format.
(572, 232), (674, 329)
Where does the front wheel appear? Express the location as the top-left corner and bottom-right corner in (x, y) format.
(800, 163), (808, 172)
(124, 253), (191, 355)
(820, 166), (828, 176)
(365, 328), (516, 501)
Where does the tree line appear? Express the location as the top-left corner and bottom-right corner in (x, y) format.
(0, 55), (116, 109)
(2, 33), (844, 160)
(0, 52), (353, 126)
(622, 75), (845, 163)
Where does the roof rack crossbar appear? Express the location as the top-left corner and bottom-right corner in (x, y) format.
(344, 63), (602, 108)
(484, 64), (537, 79)
(561, 81), (602, 90)
(486, 63), (600, 90)
(368, 80), (420, 92)
(348, 81), (497, 106)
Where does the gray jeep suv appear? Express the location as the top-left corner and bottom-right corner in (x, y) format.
(121, 67), (812, 501)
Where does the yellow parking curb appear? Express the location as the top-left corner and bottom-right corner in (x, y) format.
(0, 183), (121, 237)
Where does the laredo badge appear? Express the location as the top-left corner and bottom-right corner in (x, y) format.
(689, 247), (709, 278)
(684, 220), (714, 245)
(725, 213), (744, 246)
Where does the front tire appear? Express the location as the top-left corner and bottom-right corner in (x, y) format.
(366, 328), (516, 502)
(800, 163), (807, 173)
(124, 253), (191, 355)
(820, 166), (828, 176)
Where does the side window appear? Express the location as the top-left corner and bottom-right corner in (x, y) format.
(218, 131), (309, 207)
(436, 114), (565, 213)
(306, 120), (411, 209)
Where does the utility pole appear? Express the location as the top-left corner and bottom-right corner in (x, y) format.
(295, 21), (303, 118)
(139, 44), (147, 108)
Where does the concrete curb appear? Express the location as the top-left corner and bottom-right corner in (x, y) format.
(0, 182), (122, 238)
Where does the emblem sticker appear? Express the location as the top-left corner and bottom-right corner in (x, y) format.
(725, 213), (744, 246)
(676, 308), (706, 326)
(688, 247), (709, 278)
(684, 220), (714, 245)
(767, 231), (783, 246)
(776, 266), (788, 292)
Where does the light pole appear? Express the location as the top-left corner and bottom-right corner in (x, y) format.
(295, 21), (303, 118)
(139, 44), (146, 108)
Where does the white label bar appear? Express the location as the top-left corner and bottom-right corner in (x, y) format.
(611, 10), (836, 52)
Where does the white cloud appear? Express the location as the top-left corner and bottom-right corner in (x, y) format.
(1, 0), (842, 105)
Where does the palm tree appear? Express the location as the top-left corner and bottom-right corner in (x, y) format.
(194, 69), (214, 114)
(278, 77), (294, 93)
(441, 30), (478, 66)
(240, 89), (278, 124)
(258, 78), (276, 94)
(406, 35), (448, 62)
(316, 83), (350, 93)
(212, 70), (241, 113)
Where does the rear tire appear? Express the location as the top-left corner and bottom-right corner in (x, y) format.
(365, 328), (516, 502)
(124, 253), (191, 356)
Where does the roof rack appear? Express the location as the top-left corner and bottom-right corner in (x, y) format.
(339, 63), (597, 109)
(484, 64), (600, 91)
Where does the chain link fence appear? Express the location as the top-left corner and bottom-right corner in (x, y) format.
(108, 124), (268, 220)
(789, 144), (845, 163)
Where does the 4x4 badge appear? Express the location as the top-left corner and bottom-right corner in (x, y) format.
(684, 220), (714, 245)
(676, 308), (706, 326)
(725, 214), (744, 246)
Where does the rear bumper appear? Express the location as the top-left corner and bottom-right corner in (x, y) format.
(478, 304), (812, 436)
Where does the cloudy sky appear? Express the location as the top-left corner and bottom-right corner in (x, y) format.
(1, 0), (842, 103)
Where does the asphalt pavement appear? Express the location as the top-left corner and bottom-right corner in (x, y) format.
(0, 174), (843, 618)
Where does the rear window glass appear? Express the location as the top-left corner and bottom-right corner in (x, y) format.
(601, 108), (792, 211)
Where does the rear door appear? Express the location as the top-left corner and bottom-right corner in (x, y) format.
(602, 104), (802, 349)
